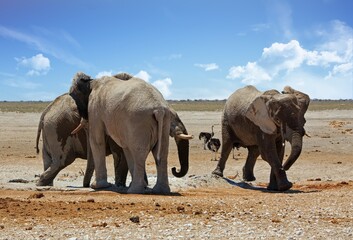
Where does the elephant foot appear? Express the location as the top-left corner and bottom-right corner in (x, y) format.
(152, 184), (171, 194)
(127, 185), (146, 194)
(115, 181), (126, 188)
(153, 184), (171, 194)
(91, 180), (111, 189)
(266, 181), (278, 191)
(267, 179), (293, 191)
(36, 178), (54, 186)
(242, 169), (256, 181)
(243, 175), (256, 182)
(83, 179), (91, 188)
(277, 180), (293, 191)
(212, 167), (224, 177)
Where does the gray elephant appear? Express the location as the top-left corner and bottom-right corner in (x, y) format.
(212, 85), (310, 191)
(36, 73), (191, 189)
(36, 73), (133, 187)
(69, 72), (192, 194)
(36, 94), (129, 187)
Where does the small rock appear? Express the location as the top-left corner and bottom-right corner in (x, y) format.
(28, 193), (44, 199)
(87, 198), (95, 203)
(177, 206), (185, 212)
(92, 222), (108, 227)
(130, 216), (140, 223)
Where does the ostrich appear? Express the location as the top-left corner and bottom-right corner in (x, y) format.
(198, 125), (214, 150)
(207, 138), (221, 161)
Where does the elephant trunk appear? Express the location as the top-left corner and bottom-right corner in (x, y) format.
(171, 138), (189, 177)
(283, 130), (303, 170)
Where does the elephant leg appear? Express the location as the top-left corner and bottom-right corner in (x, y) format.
(125, 147), (149, 194)
(113, 149), (128, 187)
(152, 144), (170, 194)
(42, 146), (52, 172)
(37, 156), (66, 186)
(106, 138), (128, 187)
(242, 146), (260, 181)
(83, 147), (94, 188)
(267, 168), (278, 191)
(37, 146), (64, 186)
(276, 139), (285, 164)
(267, 140), (286, 190)
(89, 124), (110, 189)
(260, 140), (292, 191)
(212, 131), (233, 177)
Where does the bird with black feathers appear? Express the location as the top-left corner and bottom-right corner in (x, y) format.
(207, 137), (221, 161)
(198, 125), (214, 150)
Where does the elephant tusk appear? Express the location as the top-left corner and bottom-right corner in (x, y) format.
(176, 133), (194, 140)
(71, 119), (88, 135)
(305, 132), (311, 138)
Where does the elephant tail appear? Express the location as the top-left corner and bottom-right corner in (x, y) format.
(35, 118), (43, 154)
(153, 108), (166, 166)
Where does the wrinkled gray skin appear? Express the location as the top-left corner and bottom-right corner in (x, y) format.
(212, 85), (310, 191)
(69, 73), (191, 194)
(36, 73), (132, 187)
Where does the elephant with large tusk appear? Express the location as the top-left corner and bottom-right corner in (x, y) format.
(69, 72), (192, 194)
(212, 85), (310, 191)
(36, 73), (192, 189)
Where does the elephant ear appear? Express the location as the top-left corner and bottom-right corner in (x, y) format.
(69, 72), (92, 120)
(245, 96), (277, 135)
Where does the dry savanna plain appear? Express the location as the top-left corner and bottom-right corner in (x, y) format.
(0, 100), (352, 239)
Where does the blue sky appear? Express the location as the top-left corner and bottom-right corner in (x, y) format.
(0, 0), (352, 101)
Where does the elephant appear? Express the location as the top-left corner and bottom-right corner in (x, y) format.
(69, 72), (192, 194)
(35, 72), (133, 187)
(212, 85), (310, 191)
(36, 73), (192, 189)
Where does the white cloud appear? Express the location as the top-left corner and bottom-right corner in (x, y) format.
(152, 78), (172, 98)
(135, 70), (151, 82)
(16, 53), (50, 76)
(134, 70), (173, 98)
(95, 71), (113, 78)
(0, 25), (88, 68)
(227, 20), (353, 99)
(262, 40), (306, 72)
(228, 62), (271, 84)
(325, 62), (353, 80)
(195, 63), (219, 71)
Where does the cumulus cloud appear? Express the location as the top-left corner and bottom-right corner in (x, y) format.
(195, 63), (219, 71)
(152, 78), (172, 98)
(16, 53), (50, 76)
(227, 20), (353, 99)
(134, 70), (173, 98)
(228, 62), (271, 85)
(95, 71), (113, 78)
(135, 70), (151, 82)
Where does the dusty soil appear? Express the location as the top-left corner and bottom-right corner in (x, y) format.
(0, 110), (352, 239)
